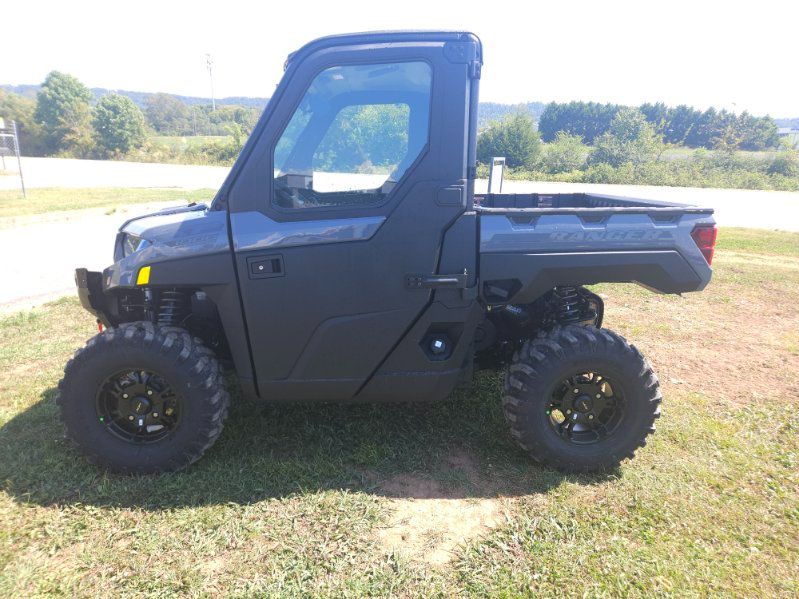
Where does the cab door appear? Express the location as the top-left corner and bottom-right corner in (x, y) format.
(226, 33), (481, 400)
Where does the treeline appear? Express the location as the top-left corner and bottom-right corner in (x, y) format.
(539, 101), (780, 151)
(0, 72), (147, 158)
(477, 109), (799, 192)
(0, 72), (260, 160)
(144, 93), (260, 136)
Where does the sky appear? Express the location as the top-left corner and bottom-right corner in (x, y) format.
(3, 0), (797, 116)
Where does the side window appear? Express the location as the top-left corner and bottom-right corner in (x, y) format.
(272, 62), (432, 210)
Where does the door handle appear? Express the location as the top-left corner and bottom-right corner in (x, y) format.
(247, 254), (284, 279)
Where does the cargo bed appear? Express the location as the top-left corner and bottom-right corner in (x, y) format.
(475, 192), (714, 214)
(475, 192), (716, 305)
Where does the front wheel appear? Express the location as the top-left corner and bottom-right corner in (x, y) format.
(502, 325), (661, 473)
(57, 322), (230, 474)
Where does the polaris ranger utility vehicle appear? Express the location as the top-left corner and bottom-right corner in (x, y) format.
(59, 31), (717, 474)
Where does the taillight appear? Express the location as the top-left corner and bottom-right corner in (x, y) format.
(691, 224), (717, 265)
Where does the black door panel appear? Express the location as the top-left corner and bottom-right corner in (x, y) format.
(227, 35), (480, 400)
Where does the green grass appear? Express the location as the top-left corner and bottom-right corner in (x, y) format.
(659, 147), (777, 161)
(149, 135), (231, 151)
(0, 228), (797, 596)
(0, 187), (216, 218)
(715, 227), (799, 257)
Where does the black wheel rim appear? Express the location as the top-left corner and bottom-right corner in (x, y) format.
(547, 371), (625, 445)
(95, 369), (181, 443)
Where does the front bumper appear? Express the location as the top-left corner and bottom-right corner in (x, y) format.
(75, 268), (112, 327)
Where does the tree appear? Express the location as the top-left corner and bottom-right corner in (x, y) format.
(591, 108), (662, 166)
(542, 132), (586, 173)
(738, 112), (780, 151)
(34, 71), (93, 155)
(93, 94), (146, 155)
(145, 93), (192, 135)
(477, 112), (542, 168)
(538, 101), (620, 144)
(0, 90), (46, 155)
(663, 104), (701, 145)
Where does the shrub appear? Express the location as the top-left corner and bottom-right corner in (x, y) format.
(590, 108), (663, 167)
(542, 132), (586, 173)
(477, 112), (541, 168)
(768, 151), (799, 178)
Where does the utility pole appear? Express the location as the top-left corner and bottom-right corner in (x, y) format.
(206, 53), (216, 111)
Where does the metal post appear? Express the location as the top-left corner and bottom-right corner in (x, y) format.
(13, 121), (26, 199)
(488, 156), (505, 194)
(206, 54), (216, 111)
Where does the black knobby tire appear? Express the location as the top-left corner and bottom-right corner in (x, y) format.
(57, 322), (230, 474)
(502, 325), (661, 473)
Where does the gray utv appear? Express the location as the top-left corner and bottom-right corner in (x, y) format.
(60, 31), (716, 473)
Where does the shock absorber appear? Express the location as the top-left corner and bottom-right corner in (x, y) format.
(156, 289), (189, 326)
(552, 286), (582, 324)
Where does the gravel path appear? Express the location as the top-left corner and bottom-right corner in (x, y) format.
(0, 158), (796, 314)
(0, 202), (176, 314)
(0, 156), (228, 190)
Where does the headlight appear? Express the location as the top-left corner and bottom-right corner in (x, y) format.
(116, 233), (150, 261)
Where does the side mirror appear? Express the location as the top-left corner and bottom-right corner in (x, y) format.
(488, 156), (505, 194)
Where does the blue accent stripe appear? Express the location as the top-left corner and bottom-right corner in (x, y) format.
(231, 211), (386, 251)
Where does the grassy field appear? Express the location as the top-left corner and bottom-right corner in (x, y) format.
(149, 136), (231, 151)
(0, 228), (797, 596)
(0, 188), (217, 218)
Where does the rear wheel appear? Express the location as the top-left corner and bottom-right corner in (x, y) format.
(57, 322), (229, 474)
(502, 325), (661, 473)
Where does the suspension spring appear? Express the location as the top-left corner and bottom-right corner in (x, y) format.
(156, 289), (189, 326)
(553, 286), (582, 324)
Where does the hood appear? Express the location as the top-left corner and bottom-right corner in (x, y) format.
(120, 202), (208, 236)
(114, 203), (229, 263)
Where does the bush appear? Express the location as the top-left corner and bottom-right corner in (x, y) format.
(93, 94), (147, 155)
(590, 108), (663, 167)
(768, 151), (799, 178)
(477, 112), (541, 168)
(497, 155), (798, 192)
(542, 132), (586, 173)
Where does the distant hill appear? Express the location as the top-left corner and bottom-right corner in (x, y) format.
(1, 84), (270, 110)
(776, 118), (799, 129)
(478, 102), (547, 129)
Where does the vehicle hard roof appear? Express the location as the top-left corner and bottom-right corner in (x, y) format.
(285, 30), (482, 70)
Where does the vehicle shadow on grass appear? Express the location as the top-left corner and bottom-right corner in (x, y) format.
(0, 373), (617, 509)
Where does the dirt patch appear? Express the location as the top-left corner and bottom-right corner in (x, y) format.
(607, 251), (799, 406)
(721, 252), (799, 270)
(377, 449), (505, 566)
